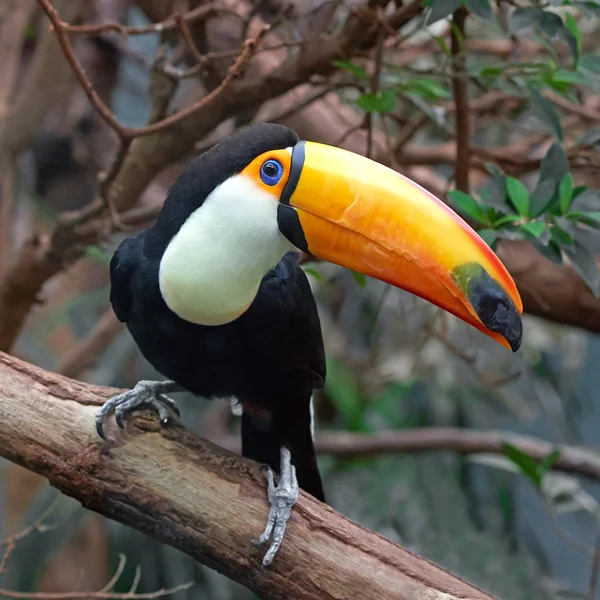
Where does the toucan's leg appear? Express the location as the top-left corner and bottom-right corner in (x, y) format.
(252, 446), (299, 566)
(95, 380), (183, 439)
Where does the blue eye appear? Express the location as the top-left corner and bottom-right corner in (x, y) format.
(260, 159), (284, 186)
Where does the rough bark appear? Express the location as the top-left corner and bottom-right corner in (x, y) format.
(0, 351), (497, 600)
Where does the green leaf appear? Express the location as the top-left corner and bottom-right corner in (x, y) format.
(522, 221), (546, 238)
(532, 238), (564, 265)
(542, 68), (586, 94)
(502, 443), (543, 488)
(480, 66), (503, 77)
(558, 172), (574, 214)
(351, 270), (367, 288)
(563, 13), (581, 62)
(506, 177), (530, 217)
(563, 240), (600, 295)
(466, 0), (495, 22)
(529, 86), (563, 140)
(432, 35), (452, 56)
(571, 188), (600, 211)
(478, 228), (498, 247)
(356, 90), (397, 113)
(551, 224), (574, 245)
(483, 163), (511, 212)
(538, 10), (563, 37)
(424, 0), (463, 24)
(561, 40), (580, 69)
(332, 60), (368, 80)
(530, 179), (558, 217)
(566, 210), (600, 227)
(448, 190), (488, 223)
(575, 1), (600, 17)
(540, 449), (561, 474)
(493, 214), (521, 227)
(539, 142), (570, 186)
(508, 7), (542, 34)
(406, 78), (451, 100)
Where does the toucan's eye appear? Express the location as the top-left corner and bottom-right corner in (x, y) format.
(260, 159), (284, 186)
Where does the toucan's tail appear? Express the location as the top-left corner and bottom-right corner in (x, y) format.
(241, 391), (325, 502)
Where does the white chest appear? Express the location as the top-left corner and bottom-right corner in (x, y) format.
(158, 176), (292, 325)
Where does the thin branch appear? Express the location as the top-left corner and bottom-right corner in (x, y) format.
(0, 584), (194, 600)
(58, 4), (220, 36)
(35, 0), (270, 139)
(174, 10), (209, 71)
(0, 496), (59, 575)
(0, 352), (497, 600)
(101, 555), (128, 593)
(211, 428), (600, 484)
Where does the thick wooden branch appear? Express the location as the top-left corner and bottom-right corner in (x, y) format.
(0, 351), (497, 600)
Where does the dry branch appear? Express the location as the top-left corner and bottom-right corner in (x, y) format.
(0, 351), (497, 600)
(212, 429), (600, 483)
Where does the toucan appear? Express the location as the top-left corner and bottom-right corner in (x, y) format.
(96, 122), (523, 566)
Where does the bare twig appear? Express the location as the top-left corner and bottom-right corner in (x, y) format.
(0, 584), (194, 599)
(174, 10), (209, 71)
(0, 496), (59, 575)
(59, 4), (220, 36)
(35, 0), (270, 139)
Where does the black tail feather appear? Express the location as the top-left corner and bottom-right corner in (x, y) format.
(241, 400), (325, 502)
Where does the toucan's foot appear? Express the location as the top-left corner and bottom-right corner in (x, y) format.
(95, 380), (182, 439)
(252, 446), (299, 567)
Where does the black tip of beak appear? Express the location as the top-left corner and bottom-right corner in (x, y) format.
(452, 263), (523, 352)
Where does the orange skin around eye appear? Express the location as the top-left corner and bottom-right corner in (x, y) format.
(239, 149), (293, 196)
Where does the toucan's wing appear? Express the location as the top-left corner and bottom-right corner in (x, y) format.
(109, 232), (145, 323)
(242, 251), (326, 388)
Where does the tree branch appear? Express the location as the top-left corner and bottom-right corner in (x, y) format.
(0, 351), (497, 600)
(212, 429), (600, 483)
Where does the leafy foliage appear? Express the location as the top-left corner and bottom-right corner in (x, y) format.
(501, 444), (561, 489)
(447, 142), (600, 296)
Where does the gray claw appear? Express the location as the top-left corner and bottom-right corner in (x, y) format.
(95, 380), (182, 438)
(252, 446), (298, 567)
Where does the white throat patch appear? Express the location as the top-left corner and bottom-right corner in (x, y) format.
(158, 175), (293, 325)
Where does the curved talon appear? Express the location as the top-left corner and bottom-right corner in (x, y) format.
(253, 447), (298, 567)
(95, 380), (181, 438)
(96, 420), (106, 440)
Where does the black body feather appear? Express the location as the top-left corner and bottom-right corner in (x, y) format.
(109, 124), (326, 501)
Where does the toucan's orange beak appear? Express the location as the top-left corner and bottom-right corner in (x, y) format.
(279, 141), (523, 351)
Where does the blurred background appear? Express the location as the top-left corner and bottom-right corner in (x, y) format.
(1, 0), (600, 598)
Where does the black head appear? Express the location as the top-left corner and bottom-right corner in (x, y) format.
(147, 123), (300, 252)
